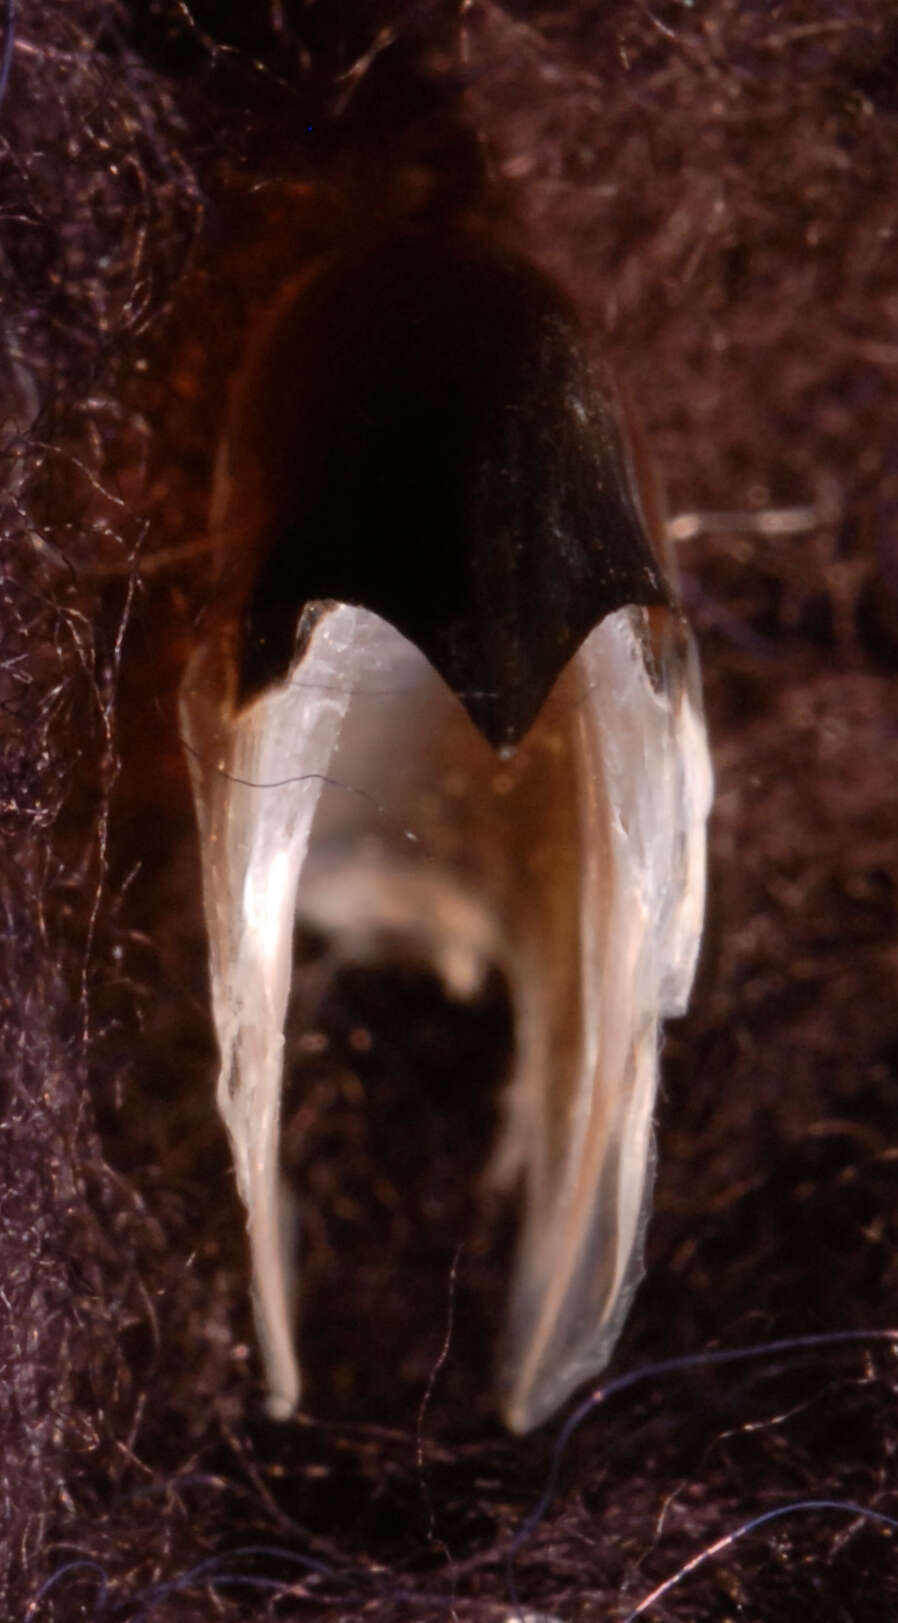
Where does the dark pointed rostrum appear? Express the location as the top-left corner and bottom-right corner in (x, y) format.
(237, 226), (669, 748)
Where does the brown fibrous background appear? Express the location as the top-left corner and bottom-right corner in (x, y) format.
(2, 3), (898, 1619)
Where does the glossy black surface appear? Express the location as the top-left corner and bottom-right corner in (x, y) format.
(236, 227), (668, 746)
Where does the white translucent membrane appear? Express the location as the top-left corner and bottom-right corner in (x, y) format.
(180, 601), (712, 1432)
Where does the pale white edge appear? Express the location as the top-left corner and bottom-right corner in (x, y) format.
(501, 606), (712, 1432)
(180, 603), (393, 1416)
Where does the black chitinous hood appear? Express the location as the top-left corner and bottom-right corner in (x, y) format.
(229, 224), (670, 749)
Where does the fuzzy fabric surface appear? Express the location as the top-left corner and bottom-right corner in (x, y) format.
(2, 3), (898, 1620)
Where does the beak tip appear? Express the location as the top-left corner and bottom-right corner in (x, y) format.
(264, 1390), (298, 1423)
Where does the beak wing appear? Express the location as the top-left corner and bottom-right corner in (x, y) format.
(180, 604), (391, 1417)
(496, 606), (712, 1432)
